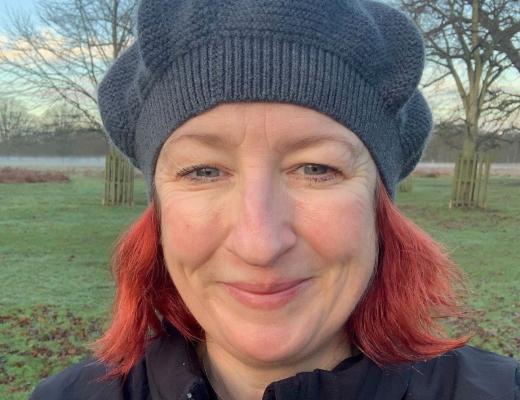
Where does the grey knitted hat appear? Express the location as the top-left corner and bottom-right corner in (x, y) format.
(98, 0), (432, 199)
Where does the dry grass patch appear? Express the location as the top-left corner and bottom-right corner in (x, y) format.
(0, 167), (70, 184)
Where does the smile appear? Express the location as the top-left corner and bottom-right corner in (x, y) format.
(222, 279), (312, 310)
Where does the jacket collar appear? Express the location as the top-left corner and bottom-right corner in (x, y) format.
(145, 321), (412, 400)
(145, 320), (209, 400)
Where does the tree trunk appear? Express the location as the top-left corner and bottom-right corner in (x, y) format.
(462, 99), (479, 156)
(450, 0), (488, 208)
(102, 0), (135, 207)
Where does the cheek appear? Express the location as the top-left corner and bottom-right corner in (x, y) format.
(160, 195), (225, 272)
(297, 191), (376, 263)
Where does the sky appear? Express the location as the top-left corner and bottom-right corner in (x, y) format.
(1, 0), (37, 13)
(0, 0), (38, 33)
(0, 0), (518, 126)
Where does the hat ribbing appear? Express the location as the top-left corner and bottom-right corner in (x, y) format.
(98, 0), (432, 199)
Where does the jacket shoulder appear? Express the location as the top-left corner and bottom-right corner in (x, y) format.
(408, 345), (520, 400)
(29, 358), (124, 400)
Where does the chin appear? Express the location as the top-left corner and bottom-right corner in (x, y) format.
(196, 284), (349, 365)
(216, 312), (320, 365)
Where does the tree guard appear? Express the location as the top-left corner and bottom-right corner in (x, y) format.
(103, 146), (134, 206)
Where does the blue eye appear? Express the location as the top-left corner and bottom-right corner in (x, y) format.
(176, 164), (221, 182)
(176, 163), (341, 184)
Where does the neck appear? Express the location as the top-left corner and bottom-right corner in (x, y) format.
(197, 336), (352, 400)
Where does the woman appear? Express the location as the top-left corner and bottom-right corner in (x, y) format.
(31, 0), (519, 399)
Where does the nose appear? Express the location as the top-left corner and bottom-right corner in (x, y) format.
(225, 171), (297, 267)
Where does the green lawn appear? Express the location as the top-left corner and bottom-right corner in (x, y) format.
(1, 174), (519, 399)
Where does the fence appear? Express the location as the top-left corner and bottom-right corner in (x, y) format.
(398, 176), (413, 193)
(450, 152), (492, 209)
(103, 147), (134, 206)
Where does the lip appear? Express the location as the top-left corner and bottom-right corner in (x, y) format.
(222, 279), (312, 310)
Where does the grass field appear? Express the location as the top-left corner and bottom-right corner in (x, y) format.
(1, 173), (519, 399)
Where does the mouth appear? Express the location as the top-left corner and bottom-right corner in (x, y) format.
(222, 278), (312, 310)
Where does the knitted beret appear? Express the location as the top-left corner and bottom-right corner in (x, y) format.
(97, 0), (432, 199)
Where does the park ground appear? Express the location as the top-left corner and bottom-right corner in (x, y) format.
(0, 170), (519, 399)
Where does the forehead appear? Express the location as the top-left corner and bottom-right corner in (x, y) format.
(162, 102), (364, 155)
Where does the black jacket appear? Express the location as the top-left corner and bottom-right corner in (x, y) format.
(30, 322), (520, 400)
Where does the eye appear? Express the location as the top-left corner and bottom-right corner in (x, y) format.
(176, 164), (221, 182)
(293, 164), (342, 183)
(175, 163), (342, 184)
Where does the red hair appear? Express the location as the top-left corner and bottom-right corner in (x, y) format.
(93, 180), (470, 378)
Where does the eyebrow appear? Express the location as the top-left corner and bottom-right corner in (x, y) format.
(168, 132), (361, 155)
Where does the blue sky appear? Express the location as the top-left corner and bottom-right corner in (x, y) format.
(0, 0), (38, 32)
(1, 0), (37, 12)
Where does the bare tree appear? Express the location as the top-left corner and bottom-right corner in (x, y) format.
(1, 0), (136, 126)
(41, 102), (90, 136)
(480, 4), (520, 74)
(0, 0), (137, 205)
(400, 0), (519, 155)
(399, 0), (519, 208)
(0, 98), (32, 141)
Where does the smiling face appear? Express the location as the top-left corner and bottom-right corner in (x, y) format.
(154, 102), (378, 368)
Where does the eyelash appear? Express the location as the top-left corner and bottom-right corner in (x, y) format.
(175, 163), (342, 184)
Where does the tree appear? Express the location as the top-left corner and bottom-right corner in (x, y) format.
(0, 0), (138, 205)
(40, 102), (91, 136)
(0, 98), (32, 141)
(401, 0), (519, 154)
(479, 5), (520, 141)
(480, 5), (520, 74)
(400, 0), (520, 207)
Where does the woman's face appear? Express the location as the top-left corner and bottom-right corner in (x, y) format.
(155, 102), (378, 366)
